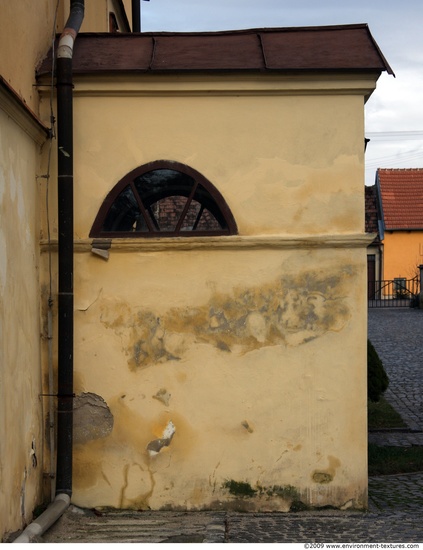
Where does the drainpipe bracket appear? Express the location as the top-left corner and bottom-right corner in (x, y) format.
(57, 34), (74, 59)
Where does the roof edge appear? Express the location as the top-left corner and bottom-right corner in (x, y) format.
(37, 24), (393, 79)
(364, 26), (395, 76)
(73, 22), (376, 37)
(0, 74), (50, 144)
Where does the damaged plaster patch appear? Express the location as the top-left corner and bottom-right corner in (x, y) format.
(100, 267), (354, 367)
(164, 270), (352, 352)
(312, 472), (333, 484)
(131, 313), (180, 369)
(241, 420), (254, 433)
(73, 392), (114, 444)
(312, 456), (341, 484)
(153, 388), (171, 407)
(147, 421), (176, 457)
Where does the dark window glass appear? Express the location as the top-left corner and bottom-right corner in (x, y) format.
(90, 162), (237, 238)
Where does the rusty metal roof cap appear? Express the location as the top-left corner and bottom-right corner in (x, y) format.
(37, 24), (393, 76)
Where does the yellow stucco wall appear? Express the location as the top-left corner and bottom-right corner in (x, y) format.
(0, 0), (59, 112)
(59, 76), (369, 239)
(68, 244), (368, 510)
(38, 72), (375, 511)
(382, 232), (423, 281)
(0, 94), (46, 538)
(0, 0), (132, 113)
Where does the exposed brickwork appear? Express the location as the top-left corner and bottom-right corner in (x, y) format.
(365, 184), (379, 236)
(153, 196), (220, 232)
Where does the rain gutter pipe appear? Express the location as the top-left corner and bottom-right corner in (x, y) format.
(55, 0), (84, 501)
(132, 0), (141, 32)
(13, 1), (85, 541)
(56, 0), (84, 504)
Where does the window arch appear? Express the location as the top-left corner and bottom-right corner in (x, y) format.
(90, 161), (237, 238)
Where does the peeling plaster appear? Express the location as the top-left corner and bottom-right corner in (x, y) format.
(312, 456), (341, 484)
(153, 388), (171, 407)
(100, 268), (353, 368)
(73, 393), (114, 444)
(241, 420), (254, 433)
(72, 262), (365, 512)
(147, 421), (176, 457)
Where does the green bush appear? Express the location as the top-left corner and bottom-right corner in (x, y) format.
(368, 339), (389, 402)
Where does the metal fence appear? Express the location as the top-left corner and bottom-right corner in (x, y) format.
(368, 276), (420, 308)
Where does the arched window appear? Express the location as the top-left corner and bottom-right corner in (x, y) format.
(90, 161), (237, 238)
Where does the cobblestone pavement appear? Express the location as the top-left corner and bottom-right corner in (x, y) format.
(36, 309), (423, 543)
(368, 308), (423, 436)
(41, 504), (423, 543)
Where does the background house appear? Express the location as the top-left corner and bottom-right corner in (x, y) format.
(1, 0), (391, 540)
(375, 168), (423, 286)
(365, 184), (383, 298)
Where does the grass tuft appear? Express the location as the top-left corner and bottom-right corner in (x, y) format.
(368, 397), (423, 475)
(368, 444), (423, 475)
(368, 397), (407, 430)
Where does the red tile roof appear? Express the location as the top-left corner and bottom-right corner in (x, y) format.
(37, 24), (393, 76)
(377, 169), (423, 230)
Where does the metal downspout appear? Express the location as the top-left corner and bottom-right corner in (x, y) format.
(13, 1), (85, 542)
(132, 0), (141, 32)
(55, 0), (85, 499)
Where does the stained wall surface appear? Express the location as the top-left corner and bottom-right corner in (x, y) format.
(0, 0), (132, 115)
(0, 0), (131, 539)
(0, 97), (45, 538)
(0, 0), (61, 112)
(39, 73), (374, 511)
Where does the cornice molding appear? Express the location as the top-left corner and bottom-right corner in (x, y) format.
(41, 233), (375, 254)
(37, 73), (378, 99)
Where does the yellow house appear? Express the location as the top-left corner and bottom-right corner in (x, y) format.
(1, 0), (392, 541)
(36, 23), (392, 513)
(376, 168), (423, 288)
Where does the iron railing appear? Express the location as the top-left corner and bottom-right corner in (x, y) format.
(368, 276), (420, 308)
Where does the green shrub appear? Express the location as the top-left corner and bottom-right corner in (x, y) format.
(367, 339), (389, 402)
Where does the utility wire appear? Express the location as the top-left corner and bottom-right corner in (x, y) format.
(366, 131), (423, 141)
(366, 148), (423, 166)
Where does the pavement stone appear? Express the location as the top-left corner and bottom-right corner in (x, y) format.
(368, 308), (423, 437)
(22, 309), (423, 543)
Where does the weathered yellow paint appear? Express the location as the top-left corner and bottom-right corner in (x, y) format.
(64, 86), (367, 238)
(0, 94), (44, 537)
(0, 0), (132, 115)
(62, 245), (368, 511)
(35, 67), (376, 512)
(0, 0), (59, 112)
(382, 231), (423, 281)
(0, 1), (136, 539)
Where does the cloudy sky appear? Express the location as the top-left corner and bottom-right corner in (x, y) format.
(141, 0), (423, 185)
